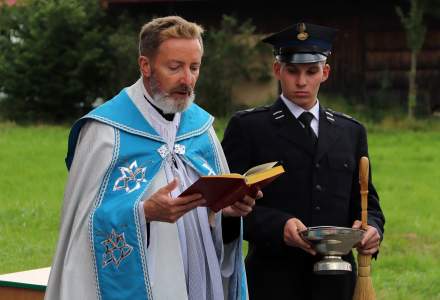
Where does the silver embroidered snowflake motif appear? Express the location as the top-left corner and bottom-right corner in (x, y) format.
(113, 160), (147, 193)
(101, 229), (133, 268)
(201, 162), (216, 175)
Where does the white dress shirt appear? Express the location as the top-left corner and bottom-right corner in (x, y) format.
(280, 94), (320, 137)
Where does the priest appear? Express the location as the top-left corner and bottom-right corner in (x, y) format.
(45, 16), (259, 300)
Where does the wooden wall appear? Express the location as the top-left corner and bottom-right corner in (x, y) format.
(103, 0), (440, 111)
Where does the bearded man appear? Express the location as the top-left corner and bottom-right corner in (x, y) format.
(45, 16), (258, 300)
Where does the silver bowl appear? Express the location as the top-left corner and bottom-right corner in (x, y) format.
(300, 226), (364, 275)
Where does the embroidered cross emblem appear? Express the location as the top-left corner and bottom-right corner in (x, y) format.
(113, 160), (147, 193)
(101, 229), (133, 268)
(174, 144), (186, 155)
(157, 144), (170, 158)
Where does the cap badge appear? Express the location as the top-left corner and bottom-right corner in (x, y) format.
(297, 23), (309, 41)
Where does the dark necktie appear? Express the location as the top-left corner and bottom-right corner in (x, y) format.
(298, 111), (318, 146)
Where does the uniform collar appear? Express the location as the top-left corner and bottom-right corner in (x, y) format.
(269, 98), (343, 162)
(280, 94), (320, 121)
(269, 98), (316, 156)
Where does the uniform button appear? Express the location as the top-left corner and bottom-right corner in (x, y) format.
(315, 163), (320, 168)
(315, 206), (321, 211)
(315, 184), (322, 191)
(344, 163), (349, 168)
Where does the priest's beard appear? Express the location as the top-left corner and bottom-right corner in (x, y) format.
(148, 72), (195, 114)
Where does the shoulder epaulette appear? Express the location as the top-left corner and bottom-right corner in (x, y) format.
(325, 108), (361, 125)
(236, 105), (270, 117)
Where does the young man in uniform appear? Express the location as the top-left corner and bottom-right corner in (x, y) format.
(222, 23), (385, 300)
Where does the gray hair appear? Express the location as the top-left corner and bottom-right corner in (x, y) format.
(139, 16), (204, 58)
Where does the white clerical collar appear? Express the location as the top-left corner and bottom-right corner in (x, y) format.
(280, 94), (320, 121)
(140, 80), (157, 109)
(130, 77), (181, 123)
(127, 77), (181, 130)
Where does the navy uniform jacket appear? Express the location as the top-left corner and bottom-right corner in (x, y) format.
(222, 98), (385, 300)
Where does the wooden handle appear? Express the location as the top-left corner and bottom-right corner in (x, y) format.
(359, 156), (369, 230)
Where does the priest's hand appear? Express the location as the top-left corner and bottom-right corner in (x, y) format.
(222, 190), (262, 217)
(143, 178), (206, 223)
(352, 220), (381, 255)
(283, 218), (316, 255)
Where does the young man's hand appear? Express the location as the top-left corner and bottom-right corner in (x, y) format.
(222, 190), (262, 217)
(284, 218), (316, 255)
(352, 220), (381, 255)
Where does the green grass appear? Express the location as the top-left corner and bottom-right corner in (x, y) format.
(368, 130), (440, 300)
(0, 123), (69, 273)
(1, 121), (440, 299)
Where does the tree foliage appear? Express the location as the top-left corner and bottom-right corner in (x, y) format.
(0, 6), (268, 122)
(396, 0), (427, 53)
(0, 0), (136, 122)
(196, 15), (271, 117)
(396, 0), (427, 118)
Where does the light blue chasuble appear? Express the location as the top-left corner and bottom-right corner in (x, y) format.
(65, 89), (247, 300)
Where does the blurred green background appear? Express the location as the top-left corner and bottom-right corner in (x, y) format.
(1, 0), (440, 299)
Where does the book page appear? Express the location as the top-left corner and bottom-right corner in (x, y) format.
(202, 174), (243, 179)
(243, 161), (278, 176)
(245, 165), (284, 185)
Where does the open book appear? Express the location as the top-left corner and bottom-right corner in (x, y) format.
(180, 162), (285, 212)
